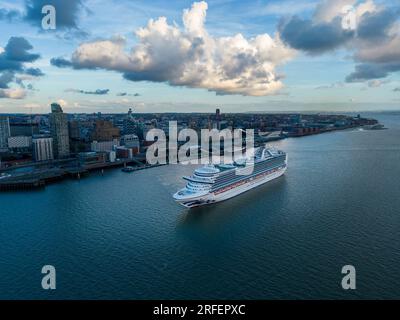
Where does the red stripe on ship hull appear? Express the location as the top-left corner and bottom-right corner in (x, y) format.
(213, 166), (284, 195)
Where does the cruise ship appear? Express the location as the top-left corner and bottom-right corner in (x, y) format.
(173, 146), (287, 208)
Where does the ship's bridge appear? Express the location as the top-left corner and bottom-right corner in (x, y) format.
(194, 165), (220, 177)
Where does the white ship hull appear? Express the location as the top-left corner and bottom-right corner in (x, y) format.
(175, 165), (286, 208)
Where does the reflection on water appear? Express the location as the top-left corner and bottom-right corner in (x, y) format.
(176, 176), (288, 233)
(1, 113), (400, 299)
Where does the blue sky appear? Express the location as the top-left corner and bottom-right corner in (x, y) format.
(0, 0), (399, 113)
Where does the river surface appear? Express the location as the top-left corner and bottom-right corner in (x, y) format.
(1, 112), (399, 299)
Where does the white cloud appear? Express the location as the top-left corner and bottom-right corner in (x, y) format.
(367, 79), (390, 87)
(355, 0), (378, 18)
(312, 0), (378, 24)
(0, 88), (26, 99)
(315, 82), (345, 90)
(66, 1), (295, 96)
(313, 0), (357, 23)
(57, 99), (68, 107)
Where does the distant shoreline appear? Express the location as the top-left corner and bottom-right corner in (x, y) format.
(0, 121), (383, 192)
(0, 110), (400, 116)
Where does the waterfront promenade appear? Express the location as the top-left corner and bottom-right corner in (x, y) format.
(0, 156), (149, 190)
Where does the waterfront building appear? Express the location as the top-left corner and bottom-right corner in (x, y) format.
(116, 146), (133, 159)
(32, 136), (54, 161)
(78, 152), (107, 165)
(10, 122), (39, 136)
(0, 116), (10, 152)
(289, 114), (302, 125)
(7, 136), (32, 152)
(122, 108), (140, 136)
(109, 151), (116, 162)
(10, 122), (39, 137)
(123, 119), (137, 135)
(68, 120), (81, 140)
(91, 139), (120, 152)
(91, 120), (120, 142)
(121, 134), (140, 149)
(68, 120), (92, 153)
(49, 103), (70, 159)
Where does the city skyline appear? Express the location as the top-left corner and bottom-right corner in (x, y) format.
(0, 0), (399, 113)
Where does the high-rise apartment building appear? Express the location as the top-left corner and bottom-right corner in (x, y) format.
(0, 116), (11, 152)
(49, 103), (70, 158)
